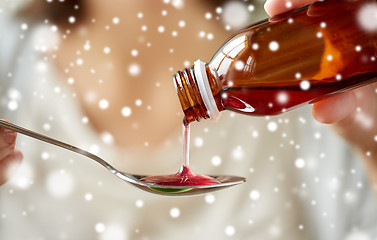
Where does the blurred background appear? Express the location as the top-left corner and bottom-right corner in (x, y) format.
(0, 0), (376, 239)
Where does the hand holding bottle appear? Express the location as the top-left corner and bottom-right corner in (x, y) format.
(0, 120), (23, 186)
(266, 0), (377, 191)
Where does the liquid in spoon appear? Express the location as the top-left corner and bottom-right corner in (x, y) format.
(140, 119), (220, 186)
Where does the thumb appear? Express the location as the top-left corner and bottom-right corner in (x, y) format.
(264, 0), (317, 16)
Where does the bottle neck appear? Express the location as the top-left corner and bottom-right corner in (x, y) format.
(174, 60), (221, 123)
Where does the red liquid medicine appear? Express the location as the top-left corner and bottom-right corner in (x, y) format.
(140, 121), (220, 186)
(140, 165), (219, 186)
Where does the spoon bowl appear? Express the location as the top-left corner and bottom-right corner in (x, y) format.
(120, 173), (245, 196)
(0, 119), (246, 196)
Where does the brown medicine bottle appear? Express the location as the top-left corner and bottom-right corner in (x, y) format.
(174, 0), (377, 123)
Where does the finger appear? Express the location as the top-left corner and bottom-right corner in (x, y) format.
(264, 0), (317, 16)
(0, 150), (23, 186)
(313, 83), (377, 155)
(0, 145), (16, 161)
(312, 91), (356, 124)
(0, 120), (17, 148)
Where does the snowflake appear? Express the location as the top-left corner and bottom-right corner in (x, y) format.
(345, 230), (371, 240)
(232, 146), (244, 160)
(7, 100), (18, 111)
(131, 49), (138, 57)
(68, 16), (76, 24)
(84, 193), (93, 201)
(285, 1), (292, 8)
(198, 31), (206, 38)
(269, 41), (279, 51)
(206, 33), (214, 40)
(267, 121), (278, 132)
(121, 106), (132, 117)
(252, 43), (259, 50)
(84, 41), (91, 51)
(222, 1), (249, 28)
(76, 58), (83, 65)
(300, 80), (310, 90)
(9, 162), (33, 189)
(112, 17), (120, 24)
(169, 207), (180, 218)
(171, 0), (184, 9)
(101, 224), (126, 240)
(98, 99), (109, 110)
(224, 225), (235, 236)
(178, 20), (186, 28)
(135, 199), (144, 208)
(100, 132), (114, 145)
(20, 23), (28, 31)
(211, 155), (222, 166)
(251, 130), (259, 138)
(235, 60), (244, 71)
(41, 151), (50, 160)
(194, 137), (204, 148)
(135, 99), (142, 106)
(36, 61), (47, 72)
(205, 194), (216, 204)
(249, 190), (260, 200)
(268, 224), (282, 237)
(157, 25), (165, 33)
(277, 92), (288, 104)
(95, 222), (106, 233)
(46, 170), (75, 198)
(103, 47), (111, 54)
(128, 63), (141, 76)
(357, 2), (377, 33)
(295, 158), (305, 169)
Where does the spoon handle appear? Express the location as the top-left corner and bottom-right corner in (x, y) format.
(0, 119), (116, 172)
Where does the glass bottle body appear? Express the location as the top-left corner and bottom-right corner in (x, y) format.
(174, 0), (377, 123)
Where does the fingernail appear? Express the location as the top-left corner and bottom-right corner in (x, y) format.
(3, 129), (16, 145)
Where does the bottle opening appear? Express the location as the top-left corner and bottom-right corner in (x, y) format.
(173, 60), (221, 123)
(193, 60), (221, 121)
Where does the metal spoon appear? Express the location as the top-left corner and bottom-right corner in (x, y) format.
(0, 120), (245, 196)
